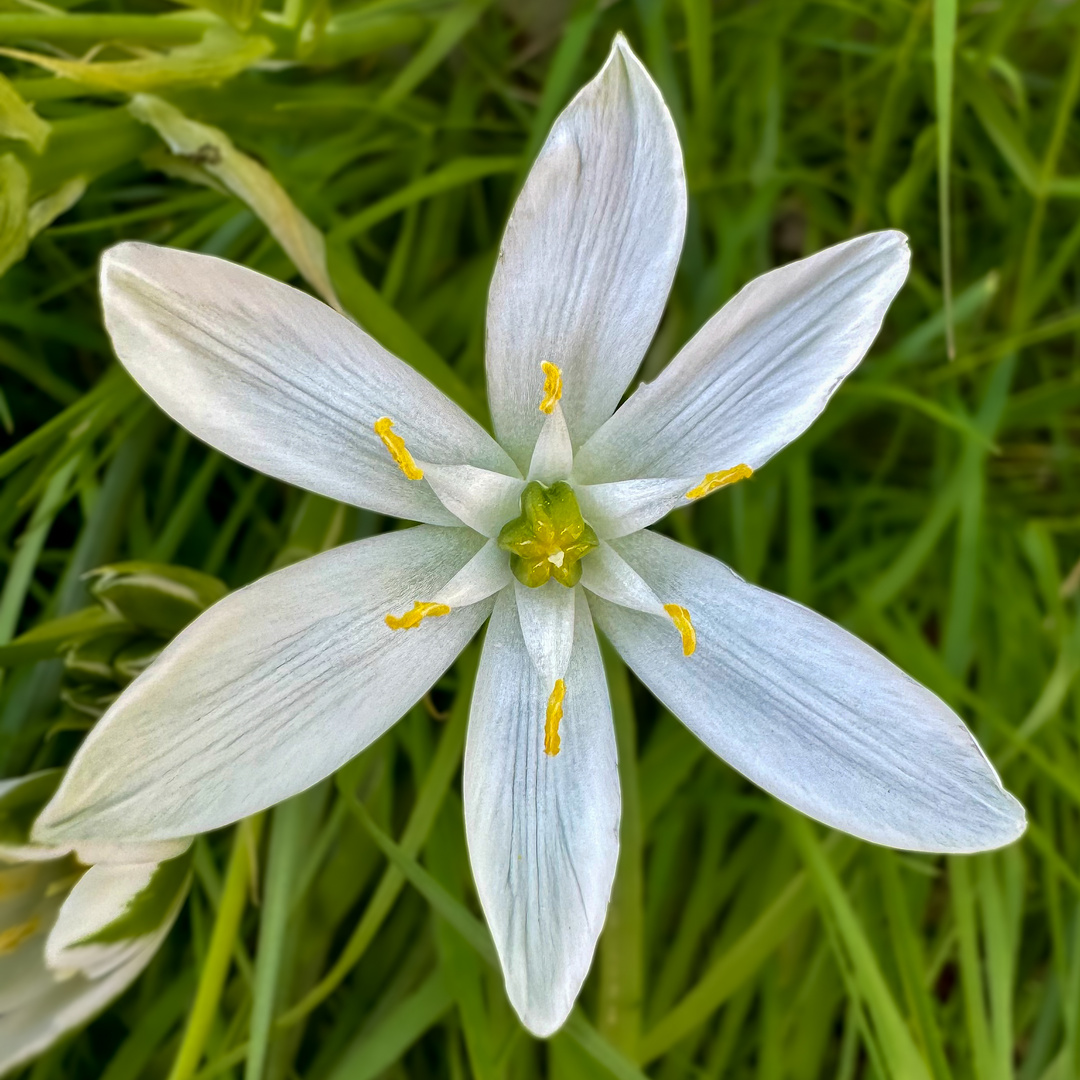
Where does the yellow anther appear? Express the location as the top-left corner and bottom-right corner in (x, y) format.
(539, 362), (563, 414)
(685, 464), (753, 500)
(385, 601), (450, 631)
(0, 916), (39, 955)
(545, 679), (565, 756)
(664, 604), (696, 656)
(374, 417), (424, 480)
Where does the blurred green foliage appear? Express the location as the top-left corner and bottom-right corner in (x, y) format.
(2, 0), (1080, 1077)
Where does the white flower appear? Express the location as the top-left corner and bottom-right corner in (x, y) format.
(0, 773), (189, 1075)
(33, 35), (1024, 1038)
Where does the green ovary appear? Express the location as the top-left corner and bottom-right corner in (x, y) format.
(497, 481), (599, 588)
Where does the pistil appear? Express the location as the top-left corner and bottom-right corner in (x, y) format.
(498, 481), (598, 588)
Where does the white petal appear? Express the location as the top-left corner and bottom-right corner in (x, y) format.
(592, 530), (1025, 853)
(46, 856), (190, 980)
(434, 540), (512, 608)
(71, 837), (192, 867)
(0, 928), (162, 1076)
(34, 527), (492, 848)
(486, 34), (686, 469)
(574, 233), (911, 488)
(465, 588), (619, 1036)
(0, 862), (64, 1013)
(0, 934), (56, 1015)
(574, 476), (693, 539)
(579, 541), (664, 616)
(420, 462), (523, 538)
(513, 579), (576, 685)
(527, 405), (574, 486)
(102, 242), (516, 525)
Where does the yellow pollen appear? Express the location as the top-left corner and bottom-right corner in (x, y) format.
(685, 464), (753, 500)
(374, 417), (424, 480)
(545, 679), (565, 756)
(0, 916), (39, 955)
(664, 604), (697, 656)
(385, 601), (451, 631)
(539, 362), (563, 414)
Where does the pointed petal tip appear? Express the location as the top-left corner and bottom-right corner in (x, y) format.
(610, 30), (634, 60)
(867, 227), (911, 267)
(966, 789), (1028, 854)
(517, 1001), (572, 1040)
(885, 227), (910, 256)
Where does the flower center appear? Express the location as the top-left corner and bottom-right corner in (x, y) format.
(497, 480), (598, 588)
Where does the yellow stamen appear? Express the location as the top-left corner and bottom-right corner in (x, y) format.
(685, 464), (753, 500)
(374, 417), (424, 480)
(664, 604), (696, 656)
(539, 362), (563, 414)
(385, 601), (451, 631)
(0, 916), (39, 955)
(545, 679), (565, 756)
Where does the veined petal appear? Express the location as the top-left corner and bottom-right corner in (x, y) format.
(434, 541), (512, 608)
(527, 405), (574, 486)
(579, 541), (664, 615)
(574, 233), (910, 489)
(420, 462), (524, 537)
(0, 773), (195, 866)
(592, 530), (1025, 853)
(46, 854), (191, 980)
(513, 579), (576, 685)
(465, 588), (619, 1036)
(486, 34), (686, 469)
(34, 527), (492, 848)
(102, 242), (517, 525)
(574, 476), (693, 539)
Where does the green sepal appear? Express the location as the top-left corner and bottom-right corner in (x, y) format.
(87, 562), (227, 634)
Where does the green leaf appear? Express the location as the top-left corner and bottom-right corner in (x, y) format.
(0, 605), (130, 667)
(787, 814), (932, 1080)
(0, 26), (272, 93)
(0, 152), (30, 277)
(327, 970), (454, 1080)
(129, 91), (337, 308)
(0, 71), (49, 152)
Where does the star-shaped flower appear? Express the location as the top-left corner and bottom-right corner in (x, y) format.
(34, 35), (1024, 1037)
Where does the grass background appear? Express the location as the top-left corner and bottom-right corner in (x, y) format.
(2, 0), (1080, 1076)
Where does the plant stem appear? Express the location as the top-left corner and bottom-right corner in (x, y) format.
(169, 815), (264, 1080)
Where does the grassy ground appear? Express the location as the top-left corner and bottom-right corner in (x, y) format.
(2, 0), (1080, 1076)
